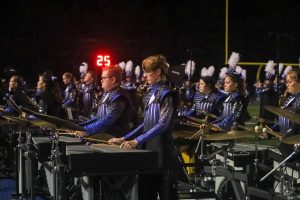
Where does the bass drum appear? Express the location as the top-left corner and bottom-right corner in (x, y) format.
(216, 177), (236, 200)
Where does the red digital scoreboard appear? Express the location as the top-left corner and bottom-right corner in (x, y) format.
(96, 54), (111, 67)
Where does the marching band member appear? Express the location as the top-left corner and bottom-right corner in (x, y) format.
(274, 69), (300, 158)
(122, 60), (139, 114)
(122, 60), (136, 90)
(35, 72), (61, 116)
(76, 65), (135, 138)
(185, 66), (225, 119)
(62, 72), (79, 119)
(277, 65), (292, 106)
(79, 70), (98, 117)
(213, 67), (249, 131)
(109, 55), (178, 200)
(62, 72), (78, 109)
(181, 59), (196, 101)
(75, 65), (137, 200)
(1, 75), (31, 115)
(256, 60), (277, 123)
(273, 69), (300, 135)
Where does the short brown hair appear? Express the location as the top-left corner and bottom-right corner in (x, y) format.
(142, 55), (168, 73)
(102, 65), (123, 83)
(86, 70), (95, 79)
(63, 72), (73, 79)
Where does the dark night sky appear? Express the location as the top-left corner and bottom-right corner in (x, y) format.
(0, 0), (299, 87)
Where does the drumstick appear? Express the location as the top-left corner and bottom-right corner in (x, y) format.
(235, 123), (255, 133)
(180, 121), (200, 128)
(58, 132), (76, 136)
(57, 132), (110, 144)
(188, 129), (202, 139)
(186, 120), (202, 127)
(265, 125), (275, 133)
(3, 96), (22, 114)
(264, 125), (284, 139)
(56, 128), (72, 132)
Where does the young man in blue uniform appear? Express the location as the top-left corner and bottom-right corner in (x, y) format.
(109, 55), (178, 200)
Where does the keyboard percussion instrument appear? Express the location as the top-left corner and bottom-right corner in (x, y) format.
(0, 107), (161, 200)
(2, 104), (300, 200)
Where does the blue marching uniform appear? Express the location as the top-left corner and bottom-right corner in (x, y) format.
(80, 86), (133, 137)
(123, 82), (176, 166)
(62, 83), (78, 109)
(273, 93), (300, 135)
(79, 86), (136, 200)
(122, 82), (137, 91)
(256, 84), (277, 122)
(187, 91), (225, 119)
(123, 81), (178, 200)
(215, 92), (248, 131)
(79, 83), (97, 117)
(276, 93), (300, 159)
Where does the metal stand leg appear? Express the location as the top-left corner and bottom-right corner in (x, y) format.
(18, 146), (23, 195)
(49, 129), (63, 200)
(17, 130), (25, 196)
(253, 136), (259, 185)
(177, 152), (193, 184)
(260, 147), (298, 182)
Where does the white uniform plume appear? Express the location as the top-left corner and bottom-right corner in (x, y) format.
(242, 69), (246, 80)
(282, 65), (292, 79)
(201, 66), (215, 77)
(135, 65), (141, 79)
(228, 52), (240, 67)
(125, 60), (133, 77)
(235, 66), (243, 75)
(279, 63), (284, 75)
(119, 61), (126, 71)
(265, 60), (276, 76)
(185, 60), (196, 77)
(79, 62), (88, 74)
(219, 67), (228, 80)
